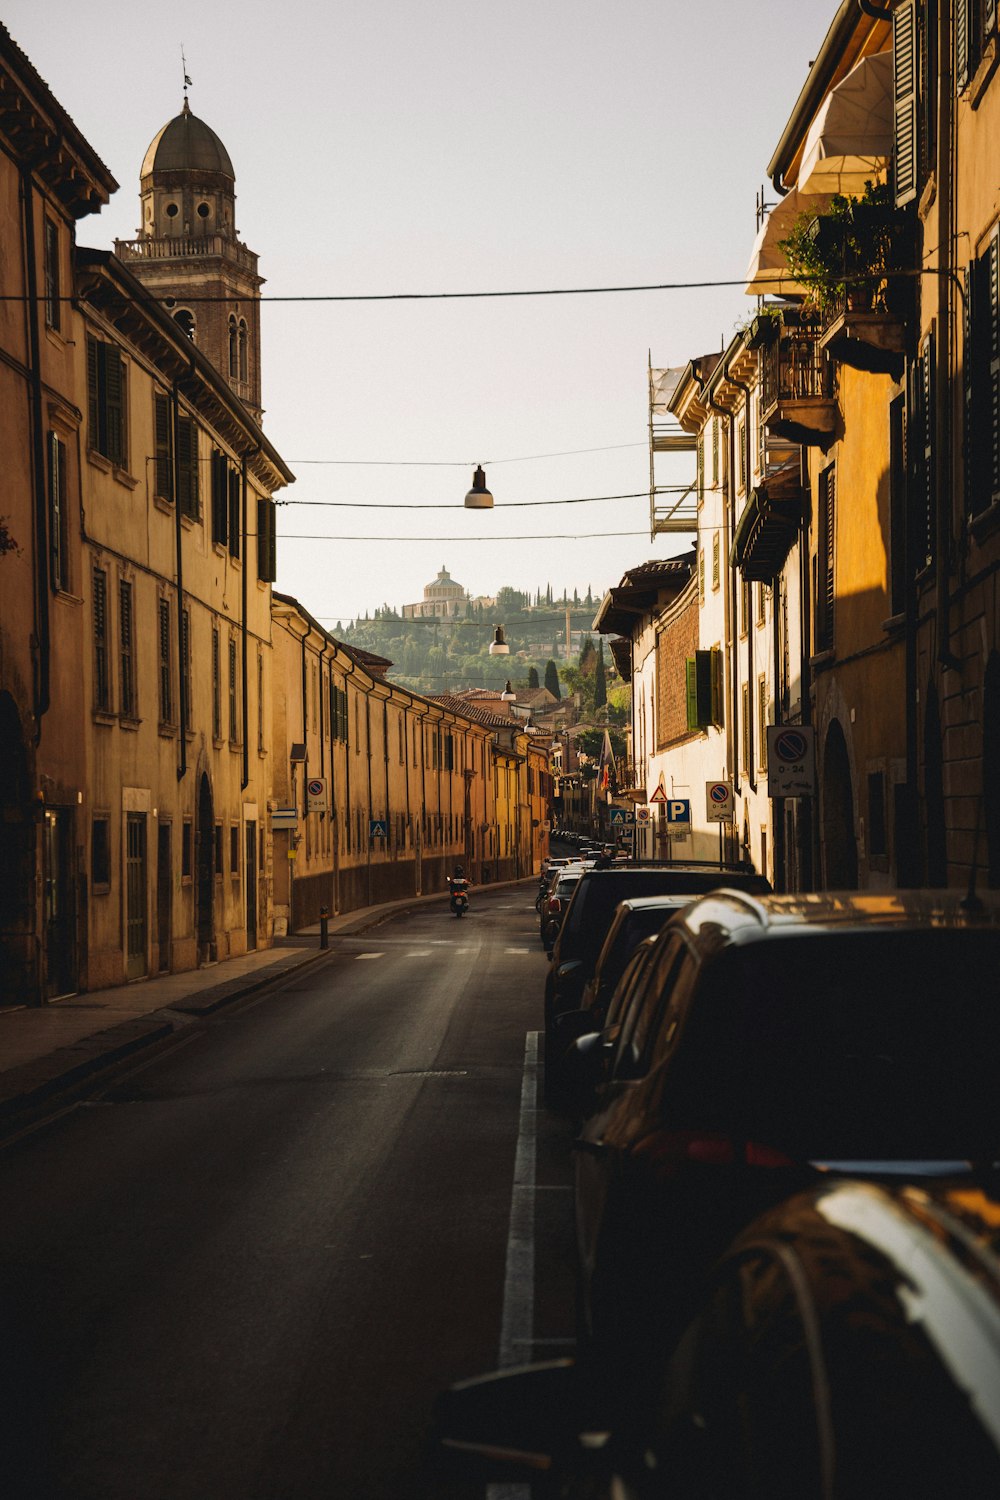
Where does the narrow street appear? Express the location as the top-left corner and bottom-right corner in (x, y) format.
(0, 886), (574, 1500)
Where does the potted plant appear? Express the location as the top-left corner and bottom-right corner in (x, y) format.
(779, 181), (904, 315)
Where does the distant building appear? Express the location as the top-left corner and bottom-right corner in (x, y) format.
(402, 565), (472, 619)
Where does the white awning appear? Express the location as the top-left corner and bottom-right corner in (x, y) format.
(798, 50), (893, 196)
(649, 366), (685, 414)
(744, 188), (831, 297)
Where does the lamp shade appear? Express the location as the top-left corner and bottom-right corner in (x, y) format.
(500, 680), (516, 702)
(488, 624), (510, 656)
(464, 465), (494, 509)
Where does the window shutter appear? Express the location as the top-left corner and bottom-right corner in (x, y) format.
(103, 346), (125, 468)
(956, 0), (971, 91)
(710, 648), (723, 726)
(894, 0), (919, 207)
(987, 0), (998, 35)
(48, 432), (66, 592)
(93, 566), (109, 710)
(177, 417), (199, 520)
(228, 466), (241, 558)
(158, 598), (172, 722)
(154, 393), (172, 500)
(920, 333), (936, 567)
(211, 452), (228, 545)
(990, 233), (1000, 506)
(86, 337), (100, 451)
(257, 497), (277, 582)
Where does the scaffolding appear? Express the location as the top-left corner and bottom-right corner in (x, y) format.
(648, 356), (698, 537)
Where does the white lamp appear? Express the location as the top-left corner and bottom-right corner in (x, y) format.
(464, 464), (494, 509)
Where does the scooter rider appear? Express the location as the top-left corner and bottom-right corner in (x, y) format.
(447, 864), (470, 914)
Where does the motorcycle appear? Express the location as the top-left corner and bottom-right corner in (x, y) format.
(448, 877), (470, 918)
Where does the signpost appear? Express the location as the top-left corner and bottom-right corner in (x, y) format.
(666, 799), (691, 829)
(369, 818), (388, 839)
(307, 777), (328, 814)
(766, 726), (816, 797)
(271, 808), (298, 830)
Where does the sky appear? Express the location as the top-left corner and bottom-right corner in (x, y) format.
(9, 0), (834, 628)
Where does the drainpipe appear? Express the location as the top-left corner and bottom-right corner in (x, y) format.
(798, 448), (816, 891)
(857, 0), (893, 19)
(707, 384), (738, 850)
(172, 377), (187, 781)
(21, 164), (50, 739)
(240, 454), (249, 790)
(935, 0), (957, 672)
(727, 360), (754, 799)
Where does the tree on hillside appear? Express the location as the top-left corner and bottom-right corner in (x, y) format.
(527, 665), (539, 689)
(579, 635), (597, 677)
(594, 641), (607, 709)
(544, 659), (561, 700)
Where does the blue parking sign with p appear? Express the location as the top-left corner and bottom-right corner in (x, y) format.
(666, 799), (691, 825)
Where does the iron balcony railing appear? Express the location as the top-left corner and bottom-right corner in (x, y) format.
(760, 317), (833, 412)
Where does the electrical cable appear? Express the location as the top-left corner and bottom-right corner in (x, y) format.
(278, 489), (693, 510)
(279, 529), (652, 542)
(287, 442), (648, 465)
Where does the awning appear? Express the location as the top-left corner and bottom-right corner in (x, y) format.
(730, 473), (804, 583)
(798, 50), (892, 196)
(649, 367), (686, 414)
(744, 187), (831, 296)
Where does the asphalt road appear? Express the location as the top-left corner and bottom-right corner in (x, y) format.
(0, 884), (575, 1500)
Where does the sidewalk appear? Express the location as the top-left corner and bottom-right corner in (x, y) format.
(0, 880), (530, 1136)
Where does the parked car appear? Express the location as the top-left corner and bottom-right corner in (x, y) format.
(544, 863), (770, 1077)
(545, 895), (694, 1105)
(572, 889), (1000, 1421)
(539, 867), (586, 948)
(436, 1174), (1000, 1498)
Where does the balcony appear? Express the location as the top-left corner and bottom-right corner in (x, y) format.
(759, 311), (837, 448)
(115, 234), (258, 276)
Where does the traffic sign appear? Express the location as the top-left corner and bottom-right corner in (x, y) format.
(307, 777), (328, 813)
(369, 818), (388, 838)
(271, 807), (298, 829)
(705, 780), (734, 822)
(635, 806), (651, 826)
(649, 783), (668, 805)
(767, 725), (816, 797)
(609, 808), (634, 826)
(666, 798), (691, 827)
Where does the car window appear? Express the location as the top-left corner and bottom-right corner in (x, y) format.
(612, 935), (686, 1081)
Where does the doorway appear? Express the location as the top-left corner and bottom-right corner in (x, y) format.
(125, 812), (148, 981)
(196, 773), (215, 961)
(822, 719), (858, 889)
(0, 691), (34, 1004)
(245, 821), (257, 950)
(157, 822), (171, 971)
(44, 808), (77, 998)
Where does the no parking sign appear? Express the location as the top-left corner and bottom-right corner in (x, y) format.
(705, 780), (734, 822)
(767, 726), (816, 796)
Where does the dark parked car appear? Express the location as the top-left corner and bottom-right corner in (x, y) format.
(437, 1175), (1000, 1497)
(544, 863), (770, 1073)
(573, 889), (1000, 1419)
(539, 866), (586, 948)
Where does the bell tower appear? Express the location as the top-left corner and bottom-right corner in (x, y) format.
(116, 98), (263, 422)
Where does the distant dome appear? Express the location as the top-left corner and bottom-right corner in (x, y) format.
(140, 100), (234, 180)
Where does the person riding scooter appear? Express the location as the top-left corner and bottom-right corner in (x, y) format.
(447, 865), (470, 918)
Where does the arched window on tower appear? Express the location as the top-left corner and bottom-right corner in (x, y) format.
(238, 319), (248, 383)
(228, 315), (238, 379)
(174, 308), (196, 342)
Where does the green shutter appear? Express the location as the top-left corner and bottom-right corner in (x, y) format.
(177, 417), (199, 520)
(211, 452), (228, 544)
(103, 346), (125, 467)
(685, 658), (699, 731)
(894, 0), (918, 207)
(86, 337), (100, 452)
(710, 648), (723, 727)
(956, 0), (971, 92)
(257, 498), (276, 582)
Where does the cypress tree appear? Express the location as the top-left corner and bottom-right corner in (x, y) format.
(594, 641), (607, 709)
(544, 659), (561, 700)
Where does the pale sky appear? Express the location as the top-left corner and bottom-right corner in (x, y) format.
(10, 0), (832, 626)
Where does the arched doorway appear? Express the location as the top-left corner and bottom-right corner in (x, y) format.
(822, 719), (858, 889)
(0, 692), (35, 1004)
(196, 772), (215, 962)
(924, 684), (948, 886)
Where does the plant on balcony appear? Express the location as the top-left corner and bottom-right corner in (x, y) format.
(778, 181), (905, 315)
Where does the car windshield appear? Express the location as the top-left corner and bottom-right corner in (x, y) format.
(671, 930), (1000, 1159)
(596, 907), (677, 995)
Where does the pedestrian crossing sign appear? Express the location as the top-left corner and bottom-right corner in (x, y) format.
(369, 819), (388, 838)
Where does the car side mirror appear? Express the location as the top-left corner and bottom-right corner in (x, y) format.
(563, 1031), (609, 1118)
(434, 1360), (609, 1485)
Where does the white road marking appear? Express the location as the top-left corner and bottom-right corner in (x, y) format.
(504, 947), (531, 955)
(354, 952), (384, 961)
(488, 1030), (539, 1500)
(405, 950), (433, 958)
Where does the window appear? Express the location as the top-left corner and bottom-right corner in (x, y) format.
(740, 578), (750, 637)
(93, 566), (111, 710)
(910, 335), (935, 571)
(119, 578), (136, 718)
(712, 531), (721, 591)
(230, 824), (239, 877)
(154, 392), (172, 500)
(758, 678), (769, 771)
(92, 816), (110, 890)
(893, 0), (936, 209)
(741, 682), (751, 776)
(228, 637), (239, 742)
(238, 319), (248, 382)
(212, 626), (222, 739)
(711, 418), (719, 485)
(956, 0), (998, 93)
(176, 413), (199, 520)
(698, 546), (705, 602)
(87, 337), (127, 467)
(696, 435), (705, 500)
(228, 315), (238, 379)
(211, 452), (230, 546)
(756, 582), (767, 626)
(257, 498), (277, 582)
(229, 467), (241, 559)
(158, 597), (173, 724)
(258, 649), (265, 752)
(967, 228), (999, 517)
(868, 771), (888, 860)
(214, 823), (223, 878)
(174, 308), (195, 341)
(182, 820), (193, 879)
(181, 608), (191, 731)
(737, 418), (747, 494)
(816, 465), (836, 653)
(686, 649), (723, 730)
(48, 433), (69, 592)
(44, 219), (60, 331)
(889, 394), (907, 613)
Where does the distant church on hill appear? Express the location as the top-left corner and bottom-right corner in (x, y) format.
(402, 565), (482, 620)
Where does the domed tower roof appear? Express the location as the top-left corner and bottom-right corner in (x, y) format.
(140, 100), (234, 182)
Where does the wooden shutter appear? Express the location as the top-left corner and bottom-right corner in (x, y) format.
(956, 0), (971, 91)
(919, 333), (936, 567)
(988, 0), (998, 35)
(990, 233), (1000, 506)
(119, 579), (135, 717)
(228, 466), (241, 558)
(177, 417), (199, 519)
(93, 566), (109, 710)
(48, 432), (67, 592)
(154, 393), (172, 500)
(211, 452), (228, 545)
(894, 0), (919, 206)
(103, 346), (125, 468)
(158, 597), (172, 723)
(257, 497), (276, 581)
(86, 338), (100, 452)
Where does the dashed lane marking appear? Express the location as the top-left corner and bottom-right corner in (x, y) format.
(354, 952), (385, 961)
(504, 947), (531, 955)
